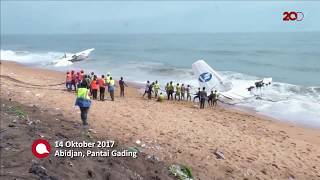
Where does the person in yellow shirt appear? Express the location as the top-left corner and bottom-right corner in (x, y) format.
(157, 92), (165, 102)
(108, 77), (115, 101)
(75, 81), (91, 126)
(105, 73), (111, 84)
(165, 83), (169, 99)
(167, 81), (174, 100)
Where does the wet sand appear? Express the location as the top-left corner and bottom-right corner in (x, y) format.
(1, 60), (320, 179)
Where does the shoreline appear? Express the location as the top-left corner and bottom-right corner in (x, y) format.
(2, 60), (317, 130)
(1, 60), (320, 179)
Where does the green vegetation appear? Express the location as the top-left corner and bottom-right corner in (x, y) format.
(7, 106), (27, 118)
(169, 164), (194, 180)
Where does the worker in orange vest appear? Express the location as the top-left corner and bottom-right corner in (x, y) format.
(98, 75), (106, 101)
(66, 71), (72, 91)
(90, 75), (99, 100)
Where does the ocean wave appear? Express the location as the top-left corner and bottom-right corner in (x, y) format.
(0, 49), (63, 64)
(2, 49), (319, 128)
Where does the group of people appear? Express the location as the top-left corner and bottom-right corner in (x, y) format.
(66, 70), (128, 101)
(66, 70), (128, 126)
(193, 87), (220, 109)
(70, 71), (220, 126)
(143, 80), (220, 109)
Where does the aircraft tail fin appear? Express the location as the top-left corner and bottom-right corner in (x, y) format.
(192, 59), (232, 91)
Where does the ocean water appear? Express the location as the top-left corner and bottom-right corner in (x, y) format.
(1, 33), (320, 128)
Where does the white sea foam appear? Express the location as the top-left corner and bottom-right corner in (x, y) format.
(220, 72), (320, 128)
(120, 62), (320, 128)
(1, 49), (64, 65)
(2, 50), (319, 128)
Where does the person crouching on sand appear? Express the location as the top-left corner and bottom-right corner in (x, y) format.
(119, 77), (128, 97)
(108, 77), (115, 101)
(90, 75), (99, 100)
(75, 81), (91, 126)
(157, 92), (165, 102)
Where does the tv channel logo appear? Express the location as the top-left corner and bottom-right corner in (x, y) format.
(283, 11), (304, 21)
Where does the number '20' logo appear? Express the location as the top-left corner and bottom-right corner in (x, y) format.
(283, 11), (304, 21)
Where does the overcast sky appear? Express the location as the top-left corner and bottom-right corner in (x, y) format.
(1, 1), (320, 34)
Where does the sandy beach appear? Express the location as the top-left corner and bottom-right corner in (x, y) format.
(1, 60), (320, 179)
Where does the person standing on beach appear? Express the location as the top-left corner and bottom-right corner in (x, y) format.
(71, 70), (77, 91)
(175, 83), (181, 101)
(153, 80), (160, 99)
(208, 91), (214, 106)
(168, 81), (174, 100)
(165, 83), (169, 99)
(75, 81), (91, 126)
(193, 88), (201, 102)
(181, 84), (186, 100)
(79, 70), (84, 81)
(147, 82), (154, 99)
(98, 75), (106, 101)
(66, 71), (72, 91)
(108, 77), (115, 101)
(88, 72), (95, 94)
(105, 73), (111, 84)
(119, 77), (128, 97)
(213, 90), (219, 107)
(186, 85), (191, 101)
(199, 87), (207, 109)
(89, 72), (94, 80)
(90, 75), (99, 100)
(143, 81), (150, 98)
(84, 75), (91, 89)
